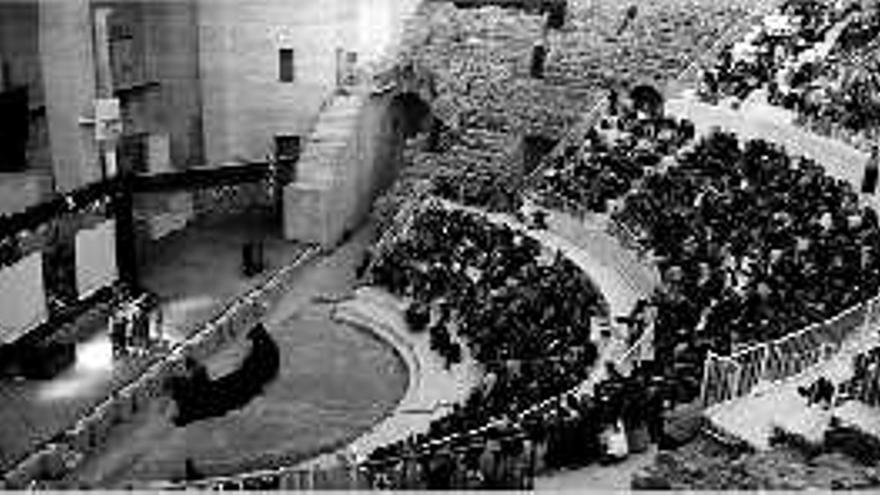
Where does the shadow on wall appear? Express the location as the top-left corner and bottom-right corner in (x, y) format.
(390, 92), (432, 139)
(370, 90), (433, 202)
(165, 323), (280, 427)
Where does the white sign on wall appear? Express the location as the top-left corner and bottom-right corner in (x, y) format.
(94, 98), (122, 142)
(75, 219), (119, 300)
(0, 252), (48, 344)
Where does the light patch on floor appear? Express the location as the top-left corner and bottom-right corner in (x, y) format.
(37, 333), (114, 402)
(159, 295), (218, 343)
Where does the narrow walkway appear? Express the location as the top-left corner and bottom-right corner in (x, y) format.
(667, 95), (870, 193)
(535, 447), (659, 490)
(706, 318), (880, 450)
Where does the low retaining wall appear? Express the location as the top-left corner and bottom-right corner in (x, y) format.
(333, 290), (423, 419)
(1, 246), (320, 489)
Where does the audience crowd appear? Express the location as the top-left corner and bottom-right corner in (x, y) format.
(797, 29), (880, 150)
(615, 130), (880, 402)
(548, 0), (763, 91)
(358, 204), (715, 488)
(697, 0), (880, 152)
(697, 0), (847, 104)
(372, 0), (768, 228)
(534, 99), (696, 213)
(359, 0), (880, 489)
(367, 206), (604, 399)
(362, 206), (672, 486)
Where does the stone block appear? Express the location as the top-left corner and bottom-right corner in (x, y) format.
(283, 182), (334, 247)
(0, 172), (53, 217)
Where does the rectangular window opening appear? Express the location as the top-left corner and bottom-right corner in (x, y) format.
(279, 48), (294, 83)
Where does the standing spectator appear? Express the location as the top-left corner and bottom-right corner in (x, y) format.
(109, 310), (128, 359)
(183, 458), (202, 481)
(130, 296), (150, 353)
(149, 293), (164, 346)
(862, 145), (879, 195)
(530, 39), (547, 79)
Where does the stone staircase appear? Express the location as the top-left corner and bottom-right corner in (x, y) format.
(283, 94), (369, 247)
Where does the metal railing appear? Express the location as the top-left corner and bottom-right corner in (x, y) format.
(701, 292), (880, 408)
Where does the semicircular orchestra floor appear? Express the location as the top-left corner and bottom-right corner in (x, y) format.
(72, 310), (408, 488)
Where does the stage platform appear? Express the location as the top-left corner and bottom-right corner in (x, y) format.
(0, 212), (314, 473)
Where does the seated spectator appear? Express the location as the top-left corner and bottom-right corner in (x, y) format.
(614, 131), (880, 404)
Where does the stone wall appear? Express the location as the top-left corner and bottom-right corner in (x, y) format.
(196, 0), (422, 166)
(190, 181), (274, 222)
(132, 179), (275, 267)
(109, 0), (204, 171)
(39, 0), (101, 193)
(0, 1), (52, 177)
(0, 172), (53, 217)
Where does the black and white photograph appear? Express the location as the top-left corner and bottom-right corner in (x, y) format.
(1, 0), (880, 490)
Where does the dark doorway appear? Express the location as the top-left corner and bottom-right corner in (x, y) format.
(368, 90), (434, 204)
(0, 86), (29, 172)
(119, 133), (150, 175)
(630, 84), (665, 119)
(274, 135), (301, 162)
(274, 134), (300, 183)
(522, 134), (559, 175)
(389, 92), (431, 139)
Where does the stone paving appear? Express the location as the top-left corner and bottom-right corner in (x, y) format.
(535, 446), (659, 491)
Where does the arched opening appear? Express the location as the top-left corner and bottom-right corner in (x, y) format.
(366, 90), (435, 209)
(522, 134), (559, 175)
(630, 84), (665, 119)
(388, 91), (432, 139)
